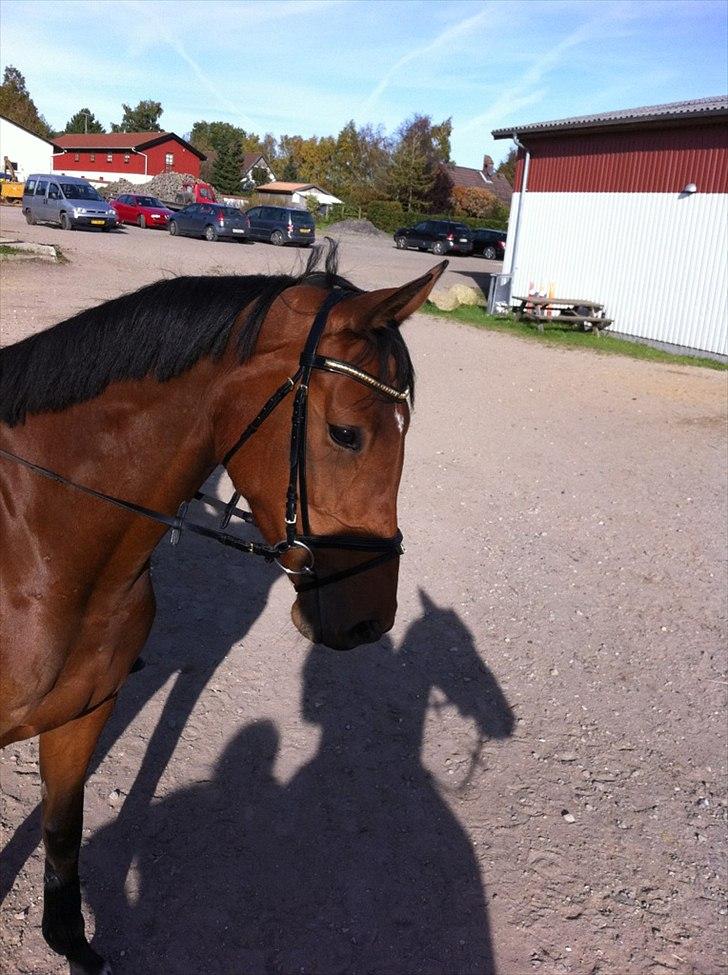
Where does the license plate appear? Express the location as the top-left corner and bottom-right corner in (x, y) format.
(232, 228), (245, 234)
(459, 238), (468, 243)
(91, 219), (105, 226)
(299, 228), (311, 234)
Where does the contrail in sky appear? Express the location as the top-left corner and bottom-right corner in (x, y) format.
(361, 3), (494, 116)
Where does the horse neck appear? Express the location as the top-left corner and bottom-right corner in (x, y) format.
(14, 357), (222, 518)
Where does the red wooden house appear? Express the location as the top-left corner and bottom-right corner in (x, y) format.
(52, 132), (205, 185)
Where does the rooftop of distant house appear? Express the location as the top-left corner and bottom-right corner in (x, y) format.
(54, 131), (206, 159)
(442, 155), (513, 205)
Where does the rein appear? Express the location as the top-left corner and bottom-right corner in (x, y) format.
(0, 289), (406, 590)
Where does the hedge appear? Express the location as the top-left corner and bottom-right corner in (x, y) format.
(324, 199), (509, 234)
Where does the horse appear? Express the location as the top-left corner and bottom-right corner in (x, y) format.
(0, 243), (446, 974)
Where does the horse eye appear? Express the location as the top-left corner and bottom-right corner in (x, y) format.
(328, 425), (361, 451)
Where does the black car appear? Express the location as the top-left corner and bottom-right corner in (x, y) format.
(244, 205), (316, 246)
(393, 220), (473, 255)
(168, 203), (250, 241)
(472, 228), (507, 260)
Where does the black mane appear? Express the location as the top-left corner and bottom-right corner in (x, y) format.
(0, 242), (415, 427)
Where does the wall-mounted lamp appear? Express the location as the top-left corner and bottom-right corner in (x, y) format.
(681, 182), (698, 194)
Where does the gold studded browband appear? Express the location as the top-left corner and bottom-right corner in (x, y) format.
(311, 356), (410, 402)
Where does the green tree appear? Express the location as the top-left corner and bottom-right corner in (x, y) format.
(280, 155), (299, 180)
(212, 140), (243, 194)
(388, 117), (436, 211)
(497, 146), (517, 185)
(111, 100), (163, 132)
(431, 118), (452, 164)
(249, 165), (270, 186)
(63, 108), (105, 134)
(0, 65), (53, 139)
(328, 121), (390, 205)
(386, 115), (452, 211)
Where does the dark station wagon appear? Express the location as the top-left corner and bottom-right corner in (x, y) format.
(393, 219), (473, 255)
(244, 205), (316, 246)
(472, 228), (507, 260)
(168, 203), (250, 242)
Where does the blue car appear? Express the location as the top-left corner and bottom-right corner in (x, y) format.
(168, 203), (250, 242)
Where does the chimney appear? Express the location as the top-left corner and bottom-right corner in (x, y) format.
(483, 154), (495, 178)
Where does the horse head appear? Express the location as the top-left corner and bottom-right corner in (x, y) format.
(217, 260), (446, 651)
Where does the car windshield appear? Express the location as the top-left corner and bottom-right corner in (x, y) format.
(60, 183), (101, 201)
(136, 196), (163, 207)
(453, 224), (470, 234)
(290, 211), (314, 225)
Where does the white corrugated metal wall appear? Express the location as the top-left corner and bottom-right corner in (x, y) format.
(504, 192), (728, 356)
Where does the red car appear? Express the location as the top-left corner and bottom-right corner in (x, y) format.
(111, 193), (174, 229)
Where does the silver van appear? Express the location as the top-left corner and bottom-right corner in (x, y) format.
(22, 174), (118, 231)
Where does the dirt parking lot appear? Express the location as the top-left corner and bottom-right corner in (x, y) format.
(1, 206), (726, 975)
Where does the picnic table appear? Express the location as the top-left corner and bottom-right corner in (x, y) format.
(513, 296), (613, 334)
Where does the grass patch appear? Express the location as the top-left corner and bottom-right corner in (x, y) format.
(0, 244), (22, 256)
(422, 302), (727, 371)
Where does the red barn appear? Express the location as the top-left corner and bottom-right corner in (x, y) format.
(52, 132), (205, 185)
(492, 96), (727, 356)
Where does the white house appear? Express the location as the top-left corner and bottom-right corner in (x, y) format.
(256, 182), (343, 214)
(0, 115), (56, 181)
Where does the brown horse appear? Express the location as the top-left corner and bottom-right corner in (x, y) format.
(0, 245), (445, 974)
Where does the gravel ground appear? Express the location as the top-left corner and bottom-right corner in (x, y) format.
(1, 206), (726, 975)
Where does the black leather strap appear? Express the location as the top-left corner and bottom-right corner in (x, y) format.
(0, 447), (281, 559)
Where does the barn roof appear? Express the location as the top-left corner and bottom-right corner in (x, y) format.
(492, 95), (728, 139)
(54, 131), (206, 159)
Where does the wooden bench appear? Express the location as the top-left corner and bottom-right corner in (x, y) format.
(513, 296), (613, 334)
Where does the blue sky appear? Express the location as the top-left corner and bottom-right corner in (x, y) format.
(3, 0), (726, 167)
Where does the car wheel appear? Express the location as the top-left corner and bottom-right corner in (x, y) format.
(395, 236), (407, 249)
(60, 212), (73, 231)
(483, 245), (497, 260)
(138, 215), (147, 229)
(24, 209), (36, 226)
(169, 221), (178, 236)
(432, 240), (446, 255)
(205, 224), (218, 242)
(271, 230), (285, 246)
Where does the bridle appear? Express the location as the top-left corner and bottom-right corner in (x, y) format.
(0, 289), (407, 590)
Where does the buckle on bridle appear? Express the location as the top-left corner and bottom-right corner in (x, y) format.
(169, 500), (189, 546)
(274, 539), (315, 576)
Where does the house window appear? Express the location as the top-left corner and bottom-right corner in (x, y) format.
(106, 153), (113, 163)
(74, 153), (79, 162)
(124, 153), (130, 164)
(90, 153), (95, 162)
(165, 152), (174, 170)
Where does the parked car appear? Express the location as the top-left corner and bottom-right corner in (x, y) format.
(167, 203), (250, 241)
(393, 220), (473, 255)
(112, 194), (174, 229)
(244, 205), (315, 246)
(472, 228), (507, 260)
(22, 174), (118, 230)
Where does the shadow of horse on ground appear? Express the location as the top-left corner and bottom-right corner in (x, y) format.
(83, 590), (514, 974)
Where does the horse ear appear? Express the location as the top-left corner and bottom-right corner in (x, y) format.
(339, 261), (448, 330)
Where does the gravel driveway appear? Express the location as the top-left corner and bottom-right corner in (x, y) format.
(1, 206), (726, 975)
